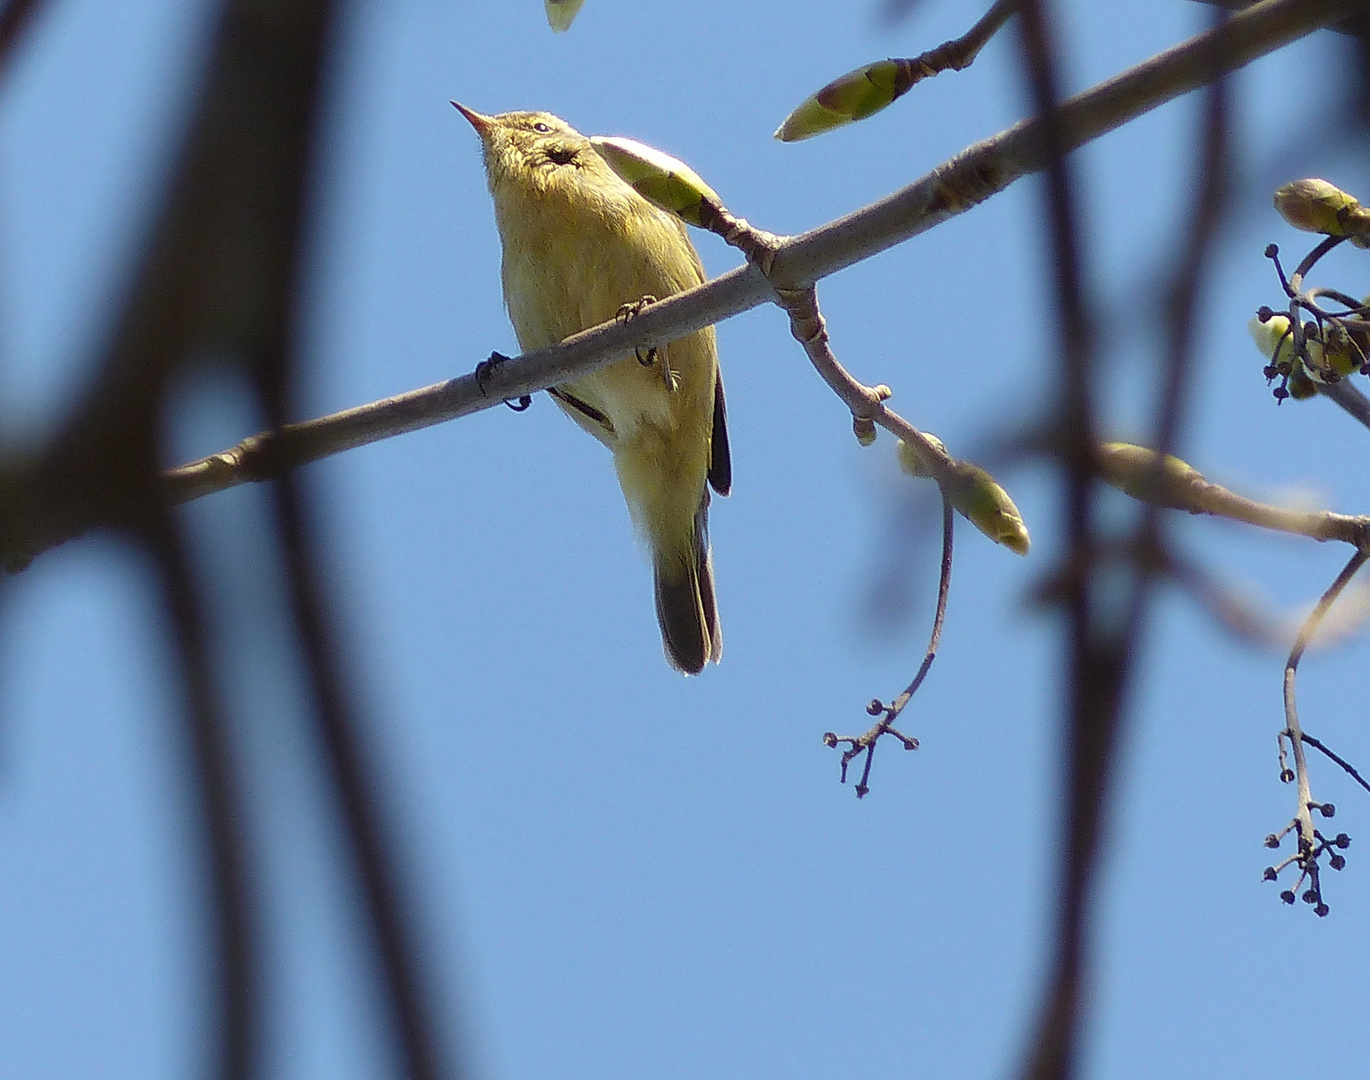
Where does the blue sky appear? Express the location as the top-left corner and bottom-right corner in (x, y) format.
(1, 1), (1369, 1078)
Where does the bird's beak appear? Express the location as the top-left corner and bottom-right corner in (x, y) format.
(451, 101), (493, 136)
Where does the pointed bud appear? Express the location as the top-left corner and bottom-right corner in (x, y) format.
(947, 461), (1031, 555)
(590, 136), (722, 227)
(544, 0), (585, 32)
(898, 439), (1029, 554)
(1273, 179), (1370, 239)
(774, 59), (919, 142)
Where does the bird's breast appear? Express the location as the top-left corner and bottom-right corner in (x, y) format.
(493, 181), (713, 445)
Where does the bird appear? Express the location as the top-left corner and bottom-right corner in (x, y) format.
(453, 104), (730, 674)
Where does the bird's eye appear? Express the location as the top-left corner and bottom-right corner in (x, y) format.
(533, 122), (552, 133)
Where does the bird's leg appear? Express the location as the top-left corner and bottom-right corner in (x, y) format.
(618, 295), (677, 390)
(475, 351), (533, 411)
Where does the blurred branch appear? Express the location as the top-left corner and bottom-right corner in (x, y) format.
(1195, 0), (1369, 35)
(1318, 374), (1370, 431)
(148, 512), (258, 1080)
(269, 465), (451, 1080)
(0, 0), (44, 74)
(1015, 0), (1095, 1069)
(1096, 442), (1370, 548)
(0, 0), (455, 1074)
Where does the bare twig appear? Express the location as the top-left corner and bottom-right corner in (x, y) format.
(679, 190), (974, 795)
(823, 495), (954, 797)
(1271, 549), (1367, 914)
(1300, 731), (1370, 796)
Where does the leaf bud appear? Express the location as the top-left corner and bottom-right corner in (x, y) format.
(1273, 178), (1370, 238)
(774, 59), (918, 142)
(590, 136), (723, 228)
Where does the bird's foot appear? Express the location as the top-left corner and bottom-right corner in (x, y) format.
(617, 295), (675, 390)
(475, 351), (532, 412)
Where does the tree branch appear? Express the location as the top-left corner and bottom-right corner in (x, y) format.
(3, 0), (1353, 567)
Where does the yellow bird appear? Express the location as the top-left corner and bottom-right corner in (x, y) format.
(454, 105), (730, 674)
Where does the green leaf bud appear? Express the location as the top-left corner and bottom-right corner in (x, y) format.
(544, 0), (586, 32)
(774, 59), (919, 142)
(1273, 178), (1370, 238)
(898, 437), (1029, 554)
(590, 136), (722, 228)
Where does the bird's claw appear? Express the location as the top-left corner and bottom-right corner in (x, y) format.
(617, 296), (674, 390)
(476, 351), (533, 412)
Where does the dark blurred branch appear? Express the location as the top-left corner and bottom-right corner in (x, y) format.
(1016, 4), (1232, 1076)
(1014, 0), (1095, 1072)
(0, 0), (44, 74)
(0, 0), (454, 1074)
(148, 512), (258, 1080)
(269, 467), (450, 1080)
(1318, 378), (1370, 432)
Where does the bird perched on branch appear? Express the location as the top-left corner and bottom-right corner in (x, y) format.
(454, 104), (730, 674)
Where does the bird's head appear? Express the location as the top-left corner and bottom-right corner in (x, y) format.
(452, 104), (596, 189)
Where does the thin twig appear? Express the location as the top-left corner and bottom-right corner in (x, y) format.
(891, 494), (956, 716)
(823, 494), (954, 797)
(915, 0), (1018, 77)
(1282, 550), (1368, 852)
(1300, 732), (1370, 796)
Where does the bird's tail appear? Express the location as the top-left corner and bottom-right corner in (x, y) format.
(653, 490), (721, 675)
